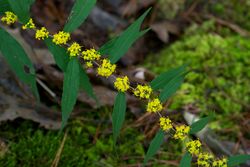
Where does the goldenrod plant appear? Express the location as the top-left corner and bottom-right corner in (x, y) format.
(0, 0), (249, 166)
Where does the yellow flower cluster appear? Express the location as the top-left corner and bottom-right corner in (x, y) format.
(134, 85), (152, 99)
(81, 49), (101, 68)
(85, 61), (93, 68)
(185, 140), (201, 155)
(147, 98), (163, 112)
(213, 158), (227, 167)
(159, 117), (172, 131)
(52, 31), (70, 45)
(173, 125), (190, 140)
(22, 18), (36, 29)
(197, 152), (213, 167)
(97, 59), (116, 77)
(67, 42), (81, 57)
(81, 48), (101, 61)
(114, 76), (130, 92)
(1, 11), (17, 25)
(35, 27), (49, 40)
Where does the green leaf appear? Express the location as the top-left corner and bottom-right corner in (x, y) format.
(143, 130), (165, 165)
(0, 0), (11, 15)
(150, 65), (187, 90)
(79, 65), (97, 101)
(0, 28), (39, 100)
(180, 152), (192, 167)
(228, 154), (250, 167)
(61, 58), (80, 129)
(159, 73), (186, 102)
(99, 29), (149, 57)
(112, 92), (126, 144)
(44, 37), (69, 72)
(189, 116), (213, 134)
(99, 8), (151, 64)
(63, 0), (96, 33)
(7, 0), (35, 23)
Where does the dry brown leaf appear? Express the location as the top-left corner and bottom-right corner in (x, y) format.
(151, 21), (181, 43)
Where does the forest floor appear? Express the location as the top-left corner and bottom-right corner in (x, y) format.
(0, 0), (250, 166)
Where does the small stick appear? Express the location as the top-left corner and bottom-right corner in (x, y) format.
(36, 78), (56, 98)
(51, 130), (68, 167)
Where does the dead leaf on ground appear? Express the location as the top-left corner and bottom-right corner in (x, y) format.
(0, 93), (61, 130)
(0, 55), (61, 130)
(120, 0), (156, 16)
(34, 49), (55, 66)
(151, 21), (181, 43)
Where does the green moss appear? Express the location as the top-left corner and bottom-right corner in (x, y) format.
(145, 23), (250, 135)
(0, 106), (183, 167)
(208, 0), (250, 30)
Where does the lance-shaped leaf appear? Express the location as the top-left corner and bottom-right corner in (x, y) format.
(7, 0), (35, 23)
(79, 65), (97, 102)
(159, 73), (186, 102)
(99, 8), (151, 64)
(150, 64), (187, 90)
(228, 154), (250, 167)
(64, 0), (96, 33)
(143, 130), (165, 165)
(0, 28), (39, 100)
(44, 37), (69, 72)
(61, 58), (80, 129)
(112, 92), (126, 144)
(189, 116), (213, 134)
(99, 30), (149, 57)
(0, 0), (11, 15)
(180, 152), (192, 167)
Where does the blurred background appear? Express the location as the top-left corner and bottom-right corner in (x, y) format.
(0, 0), (250, 166)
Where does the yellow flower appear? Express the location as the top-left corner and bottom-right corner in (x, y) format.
(81, 48), (101, 61)
(186, 140), (201, 155)
(86, 61), (93, 68)
(159, 117), (172, 131)
(114, 76), (130, 92)
(134, 85), (152, 99)
(52, 31), (70, 45)
(1, 11), (18, 25)
(35, 27), (49, 40)
(197, 152), (213, 167)
(67, 42), (81, 57)
(213, 158), (227, 167)
(97, 59), (116, 77)
(173, 125), (190, 140)
(147, 98), (163, 112)
(22, 18), (36, 29)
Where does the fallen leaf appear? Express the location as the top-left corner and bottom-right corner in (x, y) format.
(151, 21), (181, 43)
(0, 55), (61, 130)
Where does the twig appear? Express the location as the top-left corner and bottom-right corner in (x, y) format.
(204, 14), (250, 37)
(182, 0), (200, 18)
(51, 130), (68, 167)
(36, 78), (57, 99)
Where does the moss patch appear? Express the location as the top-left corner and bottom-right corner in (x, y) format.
(145, 22), (250, 137)
(0, 107), (183, 167)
